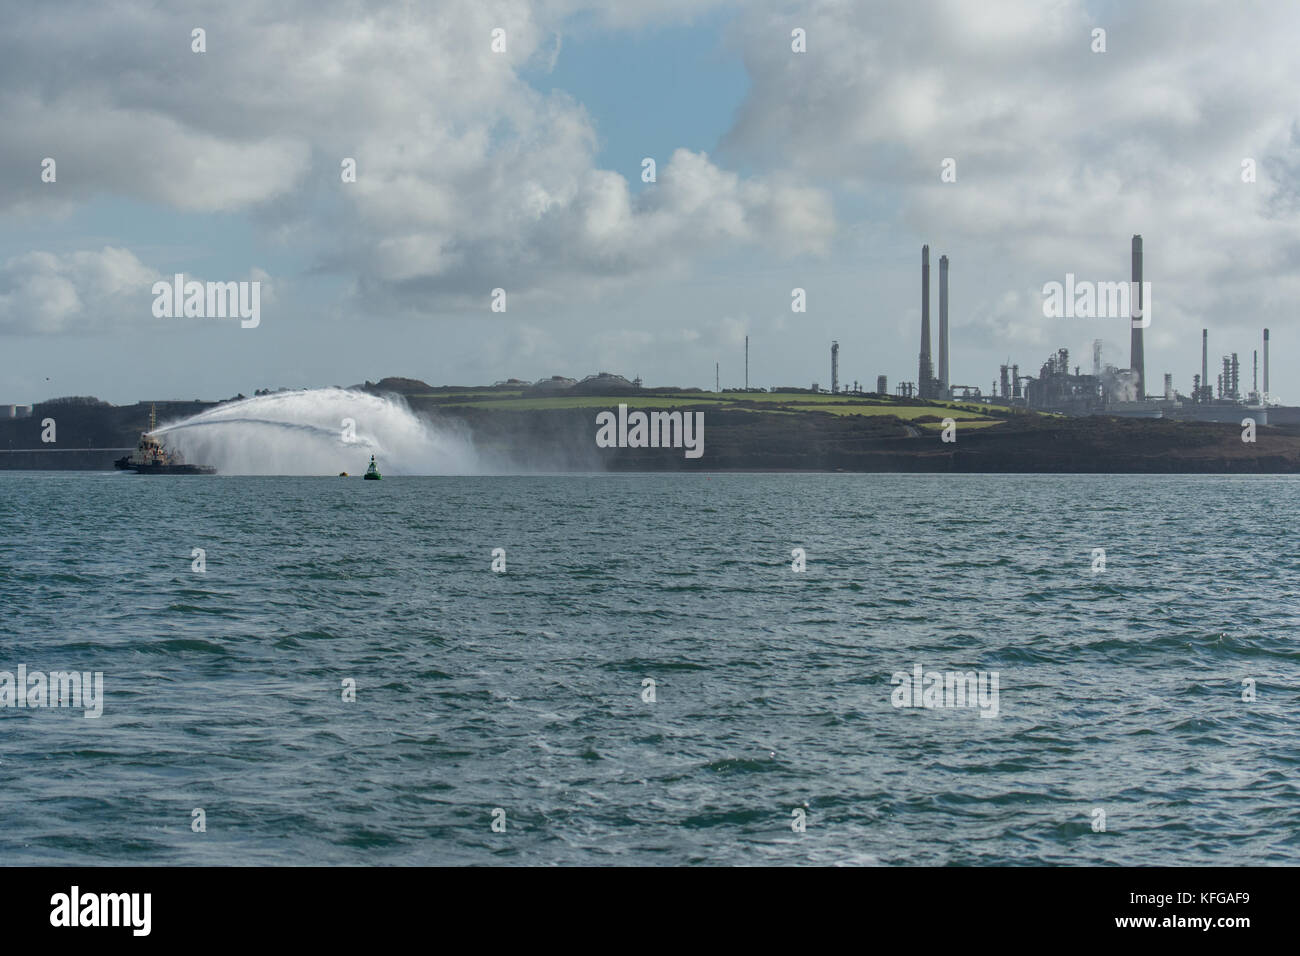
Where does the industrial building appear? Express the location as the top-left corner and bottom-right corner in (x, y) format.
(822, 232), (1289, 423)
(977, 234), (1280, 423)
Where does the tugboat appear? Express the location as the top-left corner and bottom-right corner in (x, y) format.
(113, 405), (216, 475)
(363, 455), (382, 480)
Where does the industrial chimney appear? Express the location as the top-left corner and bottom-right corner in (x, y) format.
(1264, 328), (1270, 399)
(831, 341), (840, 394)
(1130, 234), (1144, 400)
(938, 254), (949, 398)
(918, 245), (933, 399)
(1202, 329), (1209, 403)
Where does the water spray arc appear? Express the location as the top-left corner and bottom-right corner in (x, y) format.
(152, 388), (482, 475)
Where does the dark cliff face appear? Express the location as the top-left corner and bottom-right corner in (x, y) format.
(4, 391), (1297, 473)
(945, 416), (1300, 473)
(425, 403), (1300, 474)
(436, 405), (913, 472)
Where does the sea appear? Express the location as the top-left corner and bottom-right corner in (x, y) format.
(1, 472), (1297, 866)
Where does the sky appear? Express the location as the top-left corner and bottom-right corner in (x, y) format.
(2, 0), (1299, 406)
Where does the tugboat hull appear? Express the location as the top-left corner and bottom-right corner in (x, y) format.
(115, 456), (215, 475)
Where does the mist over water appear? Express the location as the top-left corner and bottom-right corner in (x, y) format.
(153, 388), (486, 475)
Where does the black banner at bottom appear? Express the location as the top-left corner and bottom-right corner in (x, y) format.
(0, 866), (1276, 942)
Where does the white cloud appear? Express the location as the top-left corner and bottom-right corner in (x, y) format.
(0, 248), (274, 335)
(0, 0), (832, 312)
(0, 247), (156, 334)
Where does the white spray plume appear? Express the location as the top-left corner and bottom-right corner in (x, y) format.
(152, 387), (483, 475)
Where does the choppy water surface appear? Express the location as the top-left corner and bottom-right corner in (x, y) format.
(1, 473), (1297, 865)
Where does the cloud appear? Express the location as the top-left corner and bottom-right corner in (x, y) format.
(722, 0), (1300, 350)
(0, 0), (832, 312)
(0, 248), (274, 335)
(0, 247), (157, 334)
(9, 0), (1298, 397)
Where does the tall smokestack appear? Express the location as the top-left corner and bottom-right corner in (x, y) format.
(831, 341), (840, 394)
(1264, 328), (1270, 398)
(1130, 234), (1144, 400)
(938, 254), (949, 397)
(919, 245), (932, 398)
(1202, 328), (1208, 402)
(745, 335), (749, 390)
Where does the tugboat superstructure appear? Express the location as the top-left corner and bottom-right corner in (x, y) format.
(113, 405), (216, 475)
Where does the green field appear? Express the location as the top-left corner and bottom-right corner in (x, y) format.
(782, 403), (999, 421)
(915, 419), (1005, 431)
(407, 390), (526, 400)
(430, 394), (727, 411)
(425, 390), (1015, 426)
